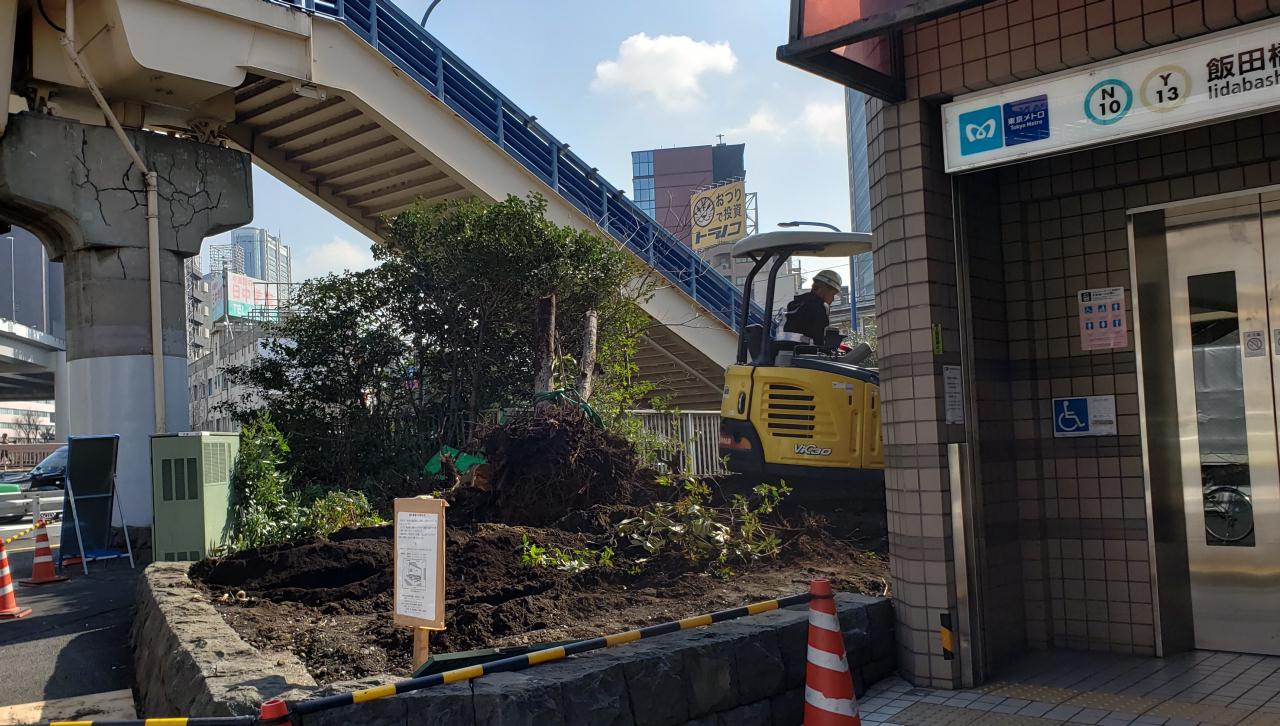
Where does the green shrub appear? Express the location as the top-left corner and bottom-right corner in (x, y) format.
(228, 413), (308, 550)
(228, 412), (385, 551)
(305, 489), (384, 538)
(617, 481), (792, 577)
(519, 534), (615, 573)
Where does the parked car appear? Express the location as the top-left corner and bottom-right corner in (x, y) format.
(0, 446), (66, 523)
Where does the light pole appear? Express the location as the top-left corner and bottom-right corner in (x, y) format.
(420, 0), (445, 26)
(778, 220), (842, 232)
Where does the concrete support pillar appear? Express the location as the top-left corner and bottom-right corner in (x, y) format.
(53, 349), (68, 440)
(0, 114), (251, 525)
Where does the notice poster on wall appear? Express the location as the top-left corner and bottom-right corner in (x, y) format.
(393, 497), (446, 629)
(943, 365), (964, 425)
(1078, 287), (1128, 351)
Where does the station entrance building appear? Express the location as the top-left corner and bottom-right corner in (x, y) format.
(780, 0), (1280, 687)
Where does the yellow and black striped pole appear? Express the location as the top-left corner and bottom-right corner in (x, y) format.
(2, 521), (38, 545)
(49, 717), (256, 726)
(291, 590), (813, 719)
(940, 612), (955, 661)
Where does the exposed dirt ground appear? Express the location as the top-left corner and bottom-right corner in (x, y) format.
(193, 521), (887, 683)
(189, 407), (890, 684)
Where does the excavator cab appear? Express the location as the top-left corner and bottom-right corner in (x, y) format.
(719, 231), (884, 483)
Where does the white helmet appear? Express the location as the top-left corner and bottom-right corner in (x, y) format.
(812, 269), (842, 292)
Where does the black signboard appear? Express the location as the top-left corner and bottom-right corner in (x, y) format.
(58, 435), (134, 573)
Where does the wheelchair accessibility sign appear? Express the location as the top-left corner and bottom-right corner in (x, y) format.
(1052, 395), (1117, 438)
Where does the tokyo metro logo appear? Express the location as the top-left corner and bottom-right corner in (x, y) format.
(958, 105), (1003, 155)
(957, 94), (1050, 157)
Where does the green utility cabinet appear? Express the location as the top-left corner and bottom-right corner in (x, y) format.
(150, 432), (239, 561)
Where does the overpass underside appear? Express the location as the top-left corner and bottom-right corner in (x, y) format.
(0, 320), (61, 401)
(29, 0), (746, 408)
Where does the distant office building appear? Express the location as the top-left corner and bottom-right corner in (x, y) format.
(208, 242), (246, 276)
(631, 142), (770, 313)
(188, 266), (298, 430)
(230, 227), (292, 284)
(189, 322), (269, 433)
(846, 88), (874, 332)
(0, 228), (64, 340)
(184, 257), (212, 361)
(0, 400), (55, 442)
(0, 228), (64, 437)
(631, 143), (745, 245)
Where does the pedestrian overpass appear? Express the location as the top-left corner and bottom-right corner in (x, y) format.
(27, 0), (761, 407)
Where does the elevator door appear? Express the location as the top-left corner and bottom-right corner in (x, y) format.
(1166, 194), (1280, 655)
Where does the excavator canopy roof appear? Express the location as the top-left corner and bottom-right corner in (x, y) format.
(731, 230), (874, 259)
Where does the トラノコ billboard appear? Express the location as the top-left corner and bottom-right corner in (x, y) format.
(690, 180), (748, 251)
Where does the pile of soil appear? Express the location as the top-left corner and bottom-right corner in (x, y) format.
(451, 406), (658, 526)
(190, 406), (890, 684)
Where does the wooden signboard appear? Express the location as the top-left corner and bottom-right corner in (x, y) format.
(393, 497), (446, 666)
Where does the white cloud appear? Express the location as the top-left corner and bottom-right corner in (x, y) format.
(727, 108), (786, 139)
(591, 33), (736, 111)
(294, 236), (376, 281)
(799, 100), (847, 147)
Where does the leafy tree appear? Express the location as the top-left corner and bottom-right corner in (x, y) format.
(224, 194), (650, 497)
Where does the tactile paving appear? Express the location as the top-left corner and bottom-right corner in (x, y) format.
(986, 683), (1080, 704)
(887, 703), (987, 725)
(1144, 700), (1254, 725)
(1065, 691), (1162, 713)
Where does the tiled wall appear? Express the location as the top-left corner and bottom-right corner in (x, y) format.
(870, 0), (1280, 686)
(904, 0), (1280, 100)
(867, 96), (965, 688)
(994, 110), (1280, 655)
(871, 99), (1280, 680)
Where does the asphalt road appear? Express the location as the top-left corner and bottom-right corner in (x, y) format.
(0, 520), (140, 711)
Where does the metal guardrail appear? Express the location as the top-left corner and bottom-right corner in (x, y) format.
(268, 0), (764, 331)
(631, 410), (727, 476)
(0, 490), (63, 521)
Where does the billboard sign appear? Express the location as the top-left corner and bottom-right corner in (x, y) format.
(210, 272), (275, 320)
(691, 180), (748, 251)
(942, 16), (1280, 172)
(226, 273), (259, 318)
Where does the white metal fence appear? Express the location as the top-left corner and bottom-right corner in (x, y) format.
(629, 410), (727, 477)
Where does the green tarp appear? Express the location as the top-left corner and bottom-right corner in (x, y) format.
(423, 446), (487, 477)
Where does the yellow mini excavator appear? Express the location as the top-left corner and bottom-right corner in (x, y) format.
(718, 231), (884, 484)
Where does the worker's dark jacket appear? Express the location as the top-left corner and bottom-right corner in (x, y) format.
(779, 291), (829, 344)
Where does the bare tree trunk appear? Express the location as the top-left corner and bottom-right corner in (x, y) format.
(468, 314), (487, 430)
(533, 294), (556, 394)
(578, 310), (598, 400)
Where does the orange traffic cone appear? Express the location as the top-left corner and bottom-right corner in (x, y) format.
(0, 540), (31, 620)
(20, 521), (66, 586)
(258, 697), (290, 725)
(803, 579), (860, 725)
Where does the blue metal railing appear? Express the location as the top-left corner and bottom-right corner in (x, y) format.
(267, 0), (763, 330)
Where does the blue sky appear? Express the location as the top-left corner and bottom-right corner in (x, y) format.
(207, 0), (853, 284)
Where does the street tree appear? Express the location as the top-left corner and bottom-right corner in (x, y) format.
(224, 194), (648, 496)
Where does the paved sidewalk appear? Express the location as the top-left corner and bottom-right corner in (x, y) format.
(0, 522), (140, 721)
(859, 650), (1280, 726)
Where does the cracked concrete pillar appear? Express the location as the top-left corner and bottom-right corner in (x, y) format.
(0, 113), (252, 525)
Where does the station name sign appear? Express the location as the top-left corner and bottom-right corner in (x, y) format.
(942, 17), (1280, 172)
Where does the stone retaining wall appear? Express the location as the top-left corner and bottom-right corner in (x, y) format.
(132, 563), (317, 717)
(133, 563), (895, 725)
